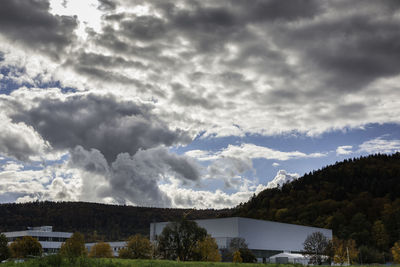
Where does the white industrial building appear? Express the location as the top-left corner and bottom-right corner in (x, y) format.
(2, 226), (72, 254)
(150, 217), (332, 263)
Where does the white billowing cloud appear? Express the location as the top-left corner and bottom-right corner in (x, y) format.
(220, 143), (325, 160)
(185, 143), (322, 190)
(336, 145), (353, 155)
(358, 137), (400, 154)
(159, 177), (269, 209)
(266, 170), (300, 189)
(158, 169), (299, 209)
(0, 114), (52, 161)
(187, 143), (325, 162)
(206, 156), (253, 189)
(0, 162), (82, 203)
(184, 150), (218, 161)
(1, 161), (24, 172)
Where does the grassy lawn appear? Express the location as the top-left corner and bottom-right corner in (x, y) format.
(0, 257), (293, 267)
(1, 258), (397, 267)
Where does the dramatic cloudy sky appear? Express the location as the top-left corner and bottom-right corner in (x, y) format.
(1, 0), (400, 208)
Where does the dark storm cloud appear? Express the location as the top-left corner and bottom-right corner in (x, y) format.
(0, 130), (38, 162)
(236, 0), (322, 22)
(98, 0), (117, 11)
(11, 94), (190, 162)
(171, 83), (219, 110)
(76, 52), (147, 69)
(120, 16), (166, 40)
(93, 0), (400, 96)
(0, 0), (77, 60)
(277, 8), (400, 92)
(70, 145), (200, 206)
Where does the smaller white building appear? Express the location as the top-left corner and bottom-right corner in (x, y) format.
(85, 241), (126, 257)
(269, 252), (308, 265)
(2, 226), (72, 254)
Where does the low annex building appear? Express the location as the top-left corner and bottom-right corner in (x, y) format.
(2, 226), (72, 254)
(150, 217), (332, 262)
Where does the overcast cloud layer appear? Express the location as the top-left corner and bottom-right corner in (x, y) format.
(1, 0), (400, 208)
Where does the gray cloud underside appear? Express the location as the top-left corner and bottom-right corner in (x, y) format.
(1, 0), (397, 135)
(10, 94), (190, 163)
(70, 145), (200, 206)
(80, 0), (400, 135)
(0, 0), (77, 60)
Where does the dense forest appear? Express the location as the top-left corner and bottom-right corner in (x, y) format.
(1, 153), (400, 261)
(0, 202), (232, 242)
(236, 153), (400, 261)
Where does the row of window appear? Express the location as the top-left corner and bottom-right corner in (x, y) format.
(7, 236), (68, 242)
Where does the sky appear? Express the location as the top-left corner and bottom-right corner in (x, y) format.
(1, 0), (400, 209)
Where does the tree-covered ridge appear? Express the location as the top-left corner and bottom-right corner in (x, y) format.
(0, 202), (232, 242)
(236, 153), (400, 251)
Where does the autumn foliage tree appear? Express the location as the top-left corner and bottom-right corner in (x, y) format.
(9, 236), (42, 258)
(332, 237), (358, 265)
(118, 234), (152, 259)
(60, 232), (87, 261)
(195, 235), (221, 262)
(233, 250), (242, 263)
(392, 242), (400, 264)
(88, 242), (113, 258)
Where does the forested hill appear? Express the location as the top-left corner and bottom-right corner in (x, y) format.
(0, 201), (232, 242)
(235, 153), (400, 250)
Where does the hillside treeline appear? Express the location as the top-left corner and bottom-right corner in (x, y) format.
(236, 153), (400, 259)
(0, 201), (232, 241)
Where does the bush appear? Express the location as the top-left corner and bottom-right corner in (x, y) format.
(359, 245), (384, 264)
(60, 232), (87, 262)
(195, 235), (221, 262)
(233, 250), (243, 263)
(89, 242), (113, 258)
(9, 236), (42, 258)
(43, 254), (63, 267)
(119, 234), (152, 259)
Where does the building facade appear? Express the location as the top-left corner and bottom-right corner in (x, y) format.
(2, 226), (72, 254)
(150, 217), (332, 262)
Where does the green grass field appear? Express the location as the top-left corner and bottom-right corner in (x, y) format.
(1, 257), (396, 267)
(0, 257), (296, 267)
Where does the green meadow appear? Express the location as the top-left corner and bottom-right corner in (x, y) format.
(0, 257), (295, 267)
(0, 257), (395, 267)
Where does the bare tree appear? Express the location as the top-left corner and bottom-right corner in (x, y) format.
(303, 232), (329, 265)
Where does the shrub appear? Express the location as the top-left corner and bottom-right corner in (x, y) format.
(9, 236), (42, 258)
(89, 242), (113, 258)
(119, 234), (152, 259)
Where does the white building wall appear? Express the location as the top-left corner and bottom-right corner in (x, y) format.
(237, 217), (332, 252)
(150, 217), (332, 253)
